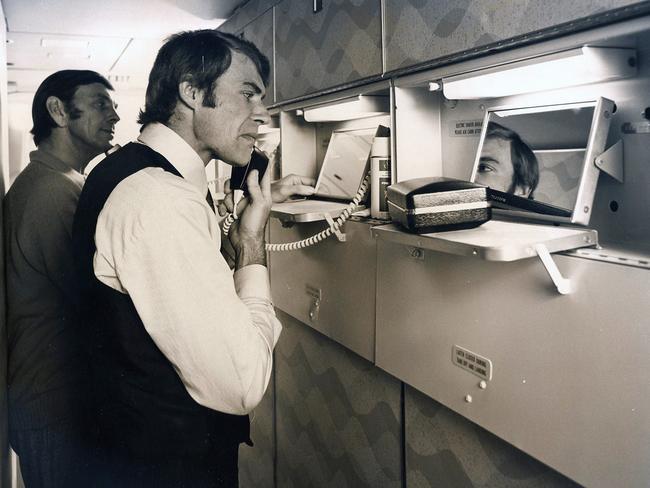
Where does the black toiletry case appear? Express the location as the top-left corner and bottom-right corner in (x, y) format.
(387, 177), (491, 233)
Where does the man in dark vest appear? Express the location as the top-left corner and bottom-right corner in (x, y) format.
(72, 30), (313, 487)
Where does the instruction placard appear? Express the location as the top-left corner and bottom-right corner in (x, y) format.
(451, 120), (483, 137)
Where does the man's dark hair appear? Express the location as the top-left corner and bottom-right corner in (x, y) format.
(486, 122), (539, 198)
(138, 29), (270, 126)
(31, 70), (113, 146)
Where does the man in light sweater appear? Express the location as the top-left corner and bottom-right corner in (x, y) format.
(4, 70), (119, 487)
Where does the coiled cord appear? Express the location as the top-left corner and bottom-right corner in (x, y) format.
(222, 174), (370, 252)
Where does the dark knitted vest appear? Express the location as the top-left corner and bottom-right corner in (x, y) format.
(72, 142), (250, 462)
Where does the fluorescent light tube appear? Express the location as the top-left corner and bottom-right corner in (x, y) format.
(302, 95), (389, 122)
(41, 38), (90, 49)
(442, 47), (636, 99)
(493, 101), (596, 117)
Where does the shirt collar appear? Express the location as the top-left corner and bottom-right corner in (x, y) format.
(30, 149), (82, 175)
(138, 122), (208, 196)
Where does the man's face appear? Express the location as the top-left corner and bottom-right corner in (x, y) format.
(476, 135), (519, 194)
(66, 83), (120, 156)
(192, 51), (270, 166)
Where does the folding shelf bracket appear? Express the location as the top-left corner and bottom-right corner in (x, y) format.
(324, 213), (346, 242)
(595, 139), (624, 183)
(534, 243), (572, 294)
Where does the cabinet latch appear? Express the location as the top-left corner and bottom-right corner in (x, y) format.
(306, 284), (321, 321)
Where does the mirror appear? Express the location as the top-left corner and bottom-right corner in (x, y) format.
(315, 128), (375, 200)
(470, 98), (614, 225)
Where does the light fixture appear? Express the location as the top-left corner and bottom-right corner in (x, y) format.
(428, 81), (441, 92)
(492, 101), (596, 118)
(442, 47), (636, 100)
(302, 95), (389, 122)
(48, 52), (92, 60)
(41, 38), (90, 49)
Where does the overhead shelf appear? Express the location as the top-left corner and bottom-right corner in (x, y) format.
(371, 220), (596, 261)
(372, 220), (598, 294)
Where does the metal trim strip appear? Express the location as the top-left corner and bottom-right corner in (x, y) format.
(387, 200), (490, 215)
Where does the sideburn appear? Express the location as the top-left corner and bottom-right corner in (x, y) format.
(201, 88), (218, 109)
(64, 101), (83, 120)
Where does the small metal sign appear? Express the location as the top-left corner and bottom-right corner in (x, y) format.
(451, 120), (483, 137)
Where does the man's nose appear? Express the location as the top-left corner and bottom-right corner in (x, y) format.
(253, 102), (270, 126)
(108, 106), (120, 123)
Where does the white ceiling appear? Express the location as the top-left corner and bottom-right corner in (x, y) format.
(2, 0), (245, 93)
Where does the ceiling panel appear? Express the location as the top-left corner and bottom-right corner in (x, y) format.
(7, 32), (130, 71)
(109, 38), (163, 80)
(2, 0), (246, 92)
(2, 0), (239, 38)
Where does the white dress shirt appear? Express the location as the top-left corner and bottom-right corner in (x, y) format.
(93, 123), (281, 415)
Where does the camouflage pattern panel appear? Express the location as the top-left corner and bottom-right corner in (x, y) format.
(384, 0), (645, 71)
(241, 8), (275, 104)
(275, 310), (402, 488)
(275, 0), (382, 102)
(218, 16), (241, 35)
(239, 372), (275, 488)
(219, 0), (281, 35)
(405, 385), (581, 488)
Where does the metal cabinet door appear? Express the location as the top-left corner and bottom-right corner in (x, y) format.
(375, 239), (650, 488)
(275, 0), (382, 102)
(384, 0), (646, 71)
(241, 8), (275, 104)
(269, 218), (377, 362)
(218, 0), (280, 36)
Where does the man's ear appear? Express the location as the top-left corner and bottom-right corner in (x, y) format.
(178, 81), (201, 110)
(45, 96), (68, 127)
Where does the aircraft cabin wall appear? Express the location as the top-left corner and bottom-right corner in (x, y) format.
(1, 4), (10, 487)
(225, 2), (650, 488)
(1, 1), (649, 488)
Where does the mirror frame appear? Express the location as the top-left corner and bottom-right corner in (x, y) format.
(470, 97), (615, 225)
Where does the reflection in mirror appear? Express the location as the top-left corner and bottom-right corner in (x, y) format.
(315, 128), (375, 200)
(470, 99), (612, 224)
(476, 122), (541, 199)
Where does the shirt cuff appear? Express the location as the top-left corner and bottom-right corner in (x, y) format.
(234, 264), (272, 301)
